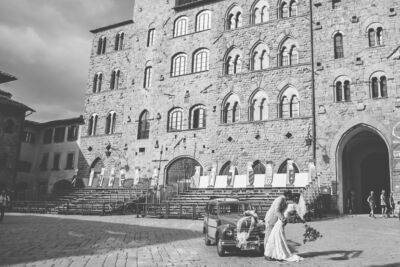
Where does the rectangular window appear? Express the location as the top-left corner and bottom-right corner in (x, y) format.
(53, 153), (61, 170)
(23, 131), (36, 144)
(147, 29), (155, 47)
(65, 153), (75, 170)
(43, 129), (53, 144)
(40, 153), (49, 171)
(54, 127), (66, 143)
(67, 125), (79, 141)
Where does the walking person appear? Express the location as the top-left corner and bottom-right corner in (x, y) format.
(263, 190), (291, 260)
(367, 191), (376, 218)
(0, 190), (9, 222)
(389, 192), (395, 217)
(380, 190), (387, 218)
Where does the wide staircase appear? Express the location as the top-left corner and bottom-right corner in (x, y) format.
(146, 187), (304, 220)
(11, 182), (150, 215)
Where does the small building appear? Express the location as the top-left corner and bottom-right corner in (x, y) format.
(16, 117), (84, 199)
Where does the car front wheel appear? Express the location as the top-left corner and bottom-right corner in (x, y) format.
(216, 236), (226, 257)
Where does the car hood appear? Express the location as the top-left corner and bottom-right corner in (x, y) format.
(219, 214), (242, 227)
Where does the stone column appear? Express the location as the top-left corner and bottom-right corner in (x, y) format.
(134, 168), (140, 185)
(119, 169), (126, 187)
(88, 169), (94, 187)
(246, 162), (254, 188)
(308, 160), (316, 184)
(208, 164), (217, 188)
(98, 168), (105, 187)
(227, 166), (236, 188)
(286, 159), (295, 187)
(109, 168), (115, 187)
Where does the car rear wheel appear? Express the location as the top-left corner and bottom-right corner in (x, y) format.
(216, 236), (226, 257)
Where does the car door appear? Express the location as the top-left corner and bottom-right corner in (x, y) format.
(207, 203), (218, 241)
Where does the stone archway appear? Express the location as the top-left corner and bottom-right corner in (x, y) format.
(165, 157), (203, 185)
(337, 124), (391, 214)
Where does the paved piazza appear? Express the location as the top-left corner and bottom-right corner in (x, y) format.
(0, 214), (399, 267)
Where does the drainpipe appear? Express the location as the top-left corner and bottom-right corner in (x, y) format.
(309, 0), (317, 163)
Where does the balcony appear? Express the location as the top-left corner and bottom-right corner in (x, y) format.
(174, 0), (221, 10)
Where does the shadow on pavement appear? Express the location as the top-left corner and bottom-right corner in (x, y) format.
(0, 215), (202, 265)
(299, 250), (363, 260)
(367, 263), (400, 267)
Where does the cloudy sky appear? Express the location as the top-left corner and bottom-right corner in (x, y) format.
(0, 0), (132, 122)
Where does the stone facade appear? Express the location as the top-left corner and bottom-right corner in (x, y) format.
(79, 0), (400, 212)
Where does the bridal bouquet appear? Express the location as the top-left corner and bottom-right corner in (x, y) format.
(303, 224), (323, 244)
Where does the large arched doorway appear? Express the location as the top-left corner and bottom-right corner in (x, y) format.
(337, 124), (391, 214)
(166, 157), (202, 185)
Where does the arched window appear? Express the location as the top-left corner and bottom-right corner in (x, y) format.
(93, 73), (102, 93)
(368, 28), (375, 47)
(281, 47), (289, 66)
(281, 2), (289, 18)
(289, 0), (297, 17)
(219, 161), (238, 175)
(168, 108), (183, 131)
(196, 10), (211, 32)
(110, 69), (120, 90)
(105, 111), (117, 135)
(114, 32), (124, 51)
(249, 90), (268, 121)
(334, 77), (351, 102)
(251, 43), (269, 71)
(370, 72), (388, 99)
(251, 0), (269, 24)
(334, 33), (344, 59)
(190, 105), (206, 129)
(147, 29), (155, 47)
(252, 160), (266, 174)
(226, 5), (243, 30)
(279, 38), (298, 67)
(174, 17), (188, 37)
(222, 94), (241, 124)
(290, 46), (299, 65)
(224, 47), (242, 75)
(277, 159), (300, 173)
(97, 36), (106, 55)
(172, 53), (187, 77)
(144, 66), (152, 88)
(87, 114), (98, 136)
(368, 25), (384, 47)
(4, 119), (14, 134)
(279, 86), (300, 119)
(138, 110), (150, 139)
(193, 49), (209, 73)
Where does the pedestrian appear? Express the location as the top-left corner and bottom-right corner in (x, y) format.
(347, 190), (355, 214)
(0, 190), (9, 222)
(367, 191), (376, 218)
(380, 190), (387, 218)
(389, 192), (395, 217)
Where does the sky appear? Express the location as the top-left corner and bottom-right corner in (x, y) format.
(0, 0), (133, 122)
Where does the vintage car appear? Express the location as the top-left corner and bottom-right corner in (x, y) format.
(203, 198), (265, 256)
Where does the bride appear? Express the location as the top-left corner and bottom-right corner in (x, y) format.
(264, 193), (307, 262)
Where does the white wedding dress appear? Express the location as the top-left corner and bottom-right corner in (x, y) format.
(264, 198), (306, 262)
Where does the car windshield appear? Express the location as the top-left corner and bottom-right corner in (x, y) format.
(219, 203), (253, 215)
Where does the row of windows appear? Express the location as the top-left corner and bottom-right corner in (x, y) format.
(172, 49), (209, 76)
(96, 31), (125, 55)
(92, 69), (121, 93)
(333, 24), (384, 59)
(174, 10), (211, 37)
(39, 152), (75, 171)
(43, 125), (79, 144)
(168, 105), (206, 131)
(334, 73), (388, 102)
(87, 112), (117, 136)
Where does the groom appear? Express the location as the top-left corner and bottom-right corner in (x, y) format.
(264, 190), (292, 259)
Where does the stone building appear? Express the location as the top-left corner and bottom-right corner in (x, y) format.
(0, 70), (34, 191)
(16, 117), (84, 199)
(313, 0), (400, 213)
(78, 0), (400, 213)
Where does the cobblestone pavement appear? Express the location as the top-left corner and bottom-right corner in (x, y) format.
(0, 213), (399, 267)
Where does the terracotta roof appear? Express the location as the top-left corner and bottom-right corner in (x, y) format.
(90, 20), (133, 34)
